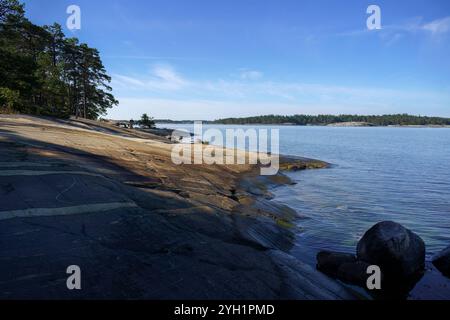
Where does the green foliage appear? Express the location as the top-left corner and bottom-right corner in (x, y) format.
(0, 0), (23, 22)
(212, 114), (450, 126)
(0, 87), (20, 112)
(139, 113), (155, 128)
(0, 0), (117, 119)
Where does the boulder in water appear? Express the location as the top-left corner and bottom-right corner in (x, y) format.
(316, 221), (426, 299)
(356, 221), (425, 280)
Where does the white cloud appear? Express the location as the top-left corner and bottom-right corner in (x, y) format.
(337, 16), (450, 41)
(423, 16), (450, 35)
(152, 64), (187, 87)
(240, 70), (263, 80)
(114, 74), (145, 87)
(110, 65), (450, 120)
(114, 68), (419, 102)
(107, 97), (370, 120)
(112, 64), (188, 91)
(107, 94), (450, 121)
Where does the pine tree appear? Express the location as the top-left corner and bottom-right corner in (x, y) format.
(0, 0), (118, 119)
(140, 113), (155, 128)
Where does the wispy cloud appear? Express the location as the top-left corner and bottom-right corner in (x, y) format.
(337, 16), (450, 41)
(113, 64), (188, 91)
(109, 97), (309, 120)
(152, 64), (187, 88)
(393, 16), (450, 35)
(110, 64), (450, 120)
(113, 74), (145, 87)
(104, 55), (199, 61)
(240, 69), (263, 80)
(423, 16), (450, 35)
(108, 93), (450, 121)
(112, 65), (449, 102)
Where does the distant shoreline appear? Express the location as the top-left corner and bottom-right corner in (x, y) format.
(151, 121), (450, 128)
(148, 114), (450, 127)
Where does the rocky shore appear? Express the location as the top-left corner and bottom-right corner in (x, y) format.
(2, 115), (449, 300)
(0, 115), (358, 299)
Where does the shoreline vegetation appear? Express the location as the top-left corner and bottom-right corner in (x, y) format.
(0, 114), (362, 299)
(0, 0), (117, 119)
(154, 114), (450, 127)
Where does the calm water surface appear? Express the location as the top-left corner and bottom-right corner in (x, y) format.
(158, 124), (450, 259)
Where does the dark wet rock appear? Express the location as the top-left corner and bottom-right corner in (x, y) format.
(270, 250), (359, 300)
(408, 261), (450, 299)
(432, 246), (450, 278)
(337, 260), (373, 288)
(357, 221), (425, 281)
(317, 251), (357, 278)
(317, 251), (371, 288)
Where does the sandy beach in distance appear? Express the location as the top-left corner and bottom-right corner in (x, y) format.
(0, 114), (362, 299)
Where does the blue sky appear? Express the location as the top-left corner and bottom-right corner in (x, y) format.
(23, 0), (450, 120)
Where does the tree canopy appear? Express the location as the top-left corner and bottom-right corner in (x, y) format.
(139, 113), (155, 128)
(0, 0), (117, 119)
